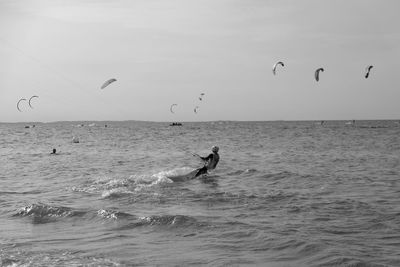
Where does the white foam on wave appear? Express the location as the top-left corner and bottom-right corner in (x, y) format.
(101, 187), (134, 198)
(97, 209), (119, 219)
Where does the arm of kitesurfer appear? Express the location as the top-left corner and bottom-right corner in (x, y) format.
(199, 154), (213, 161)
(193, 154), (213, 167)
(193, 153), (203, 162)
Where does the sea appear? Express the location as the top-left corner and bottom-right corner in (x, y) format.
(1, 120), (399, 267)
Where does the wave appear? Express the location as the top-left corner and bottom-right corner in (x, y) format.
(309, 198), (375, 218)
(226, 168), (259, 176)
(14, 203), (83, 218)
(13, 203), (86, 224)
(13, 203), (136, 224)
(139, 214), (196, 226)
(0, 189), (42, 195)
(312, 256), (386, 267)
(96, 209), (134, 220)
(258, 170), (316, 182)
(0, 250), (122, 267)
(13, 203), (204, 229)
(101, 187), (135, 199)
(116, 214), (204, 230)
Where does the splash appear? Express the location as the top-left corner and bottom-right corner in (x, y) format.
(72, 176), (130, 195)
(155, 167), (198, 182)
(75, 167), (195, 199)
(127, 172), (174, 192)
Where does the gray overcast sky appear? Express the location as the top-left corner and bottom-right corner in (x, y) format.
(1, 0), (399, 122)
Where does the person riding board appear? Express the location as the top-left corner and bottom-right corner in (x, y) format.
(193, 146), (220, 177)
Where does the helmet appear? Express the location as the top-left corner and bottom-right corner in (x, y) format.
(211, 146), (219, 153)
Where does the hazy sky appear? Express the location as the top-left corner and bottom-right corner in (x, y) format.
(1, 0), (399, 122)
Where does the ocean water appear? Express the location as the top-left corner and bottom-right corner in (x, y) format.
(1, 120), (399, 267)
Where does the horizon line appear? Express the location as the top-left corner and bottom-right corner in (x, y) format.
(1, 118), (399, 124)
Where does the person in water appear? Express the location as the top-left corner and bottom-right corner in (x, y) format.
(51, 148), (57, 154)
(194, 146), (220, 177)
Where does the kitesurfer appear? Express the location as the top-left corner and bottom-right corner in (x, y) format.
(193, 146), (220, 177)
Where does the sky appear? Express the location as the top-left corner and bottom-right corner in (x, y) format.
(1, 0), (399, 122)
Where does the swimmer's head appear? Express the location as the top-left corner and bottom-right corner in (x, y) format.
(211, 146), (219, 153)
(52, 148), (56, 154)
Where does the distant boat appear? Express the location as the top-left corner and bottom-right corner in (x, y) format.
(170, 122), (183, 126)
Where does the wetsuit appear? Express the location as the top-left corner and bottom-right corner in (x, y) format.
(195, 152), (219, 177)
